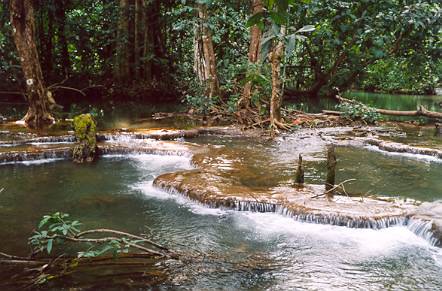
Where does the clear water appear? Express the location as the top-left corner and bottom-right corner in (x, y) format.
(346, 91), (442, 113)
(1, 141), (442, 289)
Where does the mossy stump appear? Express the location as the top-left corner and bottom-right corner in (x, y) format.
(72, 114), (97, 163)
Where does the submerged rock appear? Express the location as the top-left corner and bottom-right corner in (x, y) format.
(72, 114), (98, 163)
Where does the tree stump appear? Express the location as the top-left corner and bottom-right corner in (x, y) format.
(325, 145), (337, 199)
(294, 154), (304, 186)
(72, 114), (97, 163)
(436, 123), (442, 135)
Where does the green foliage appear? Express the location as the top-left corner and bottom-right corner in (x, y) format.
(337, 102), (381, 124)
(287, 0), (441, 96)
(29, 212), (151, 259)
(29, 212), (81, 254)
(185, 93), (218, 115)
(360, 57), (441, 95)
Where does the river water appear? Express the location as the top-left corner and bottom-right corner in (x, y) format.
(1, 133), (442, 289)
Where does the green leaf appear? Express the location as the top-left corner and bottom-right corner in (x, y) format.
(296, 25), (315, 33)
(269, 12), (286, 25)
(246, 12), (264, 28)
(285, 34), (297, 56)
(260, 35), (274, 62)
(47, 239), (53, 254)
(38, 216), (50, 229)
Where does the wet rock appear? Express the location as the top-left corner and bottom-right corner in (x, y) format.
(72, 114), (97, 163)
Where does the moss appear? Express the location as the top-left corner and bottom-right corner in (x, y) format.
(72, 114), (97, 163)
(73, 114), (97, 146)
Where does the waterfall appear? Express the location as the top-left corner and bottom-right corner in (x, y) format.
(157, 185), (441, 247)
(407, 218), (440, 246)
(234, 200), (441, 246)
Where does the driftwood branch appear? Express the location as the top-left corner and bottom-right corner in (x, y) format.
(75, 228), (169, 250)
(51, 86), (86, 96)
(311, 179), (356, 199)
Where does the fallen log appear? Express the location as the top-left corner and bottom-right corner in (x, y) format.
(326, 95), (442, 119)
(376, 106), (442, 119)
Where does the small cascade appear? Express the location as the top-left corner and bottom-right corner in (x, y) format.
(0, 135), (75, 147)
(234, 200), (407, 229)
(0, 148), (71, 164)
(234, 200), (442, 246)
(97, 129), (199, 142)
(407, 218), (440, 246)
(156, 184), (442, 247)
(99, 145), (191, 157)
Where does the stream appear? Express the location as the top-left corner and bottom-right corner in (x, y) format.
(0, 133), (442, 289)
(1, 92), (442, 289)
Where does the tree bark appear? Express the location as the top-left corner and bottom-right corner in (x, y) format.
(294, 154), (304, 186)
(325, 145), (337, 198)
(115, 0), (130, 83)
(134, 0), (142, 79)
(10, 0), (54, 128)
(196, 3), (220, 99)
(142, 1), (153, 81)
(269, 26), (286, 126)
(54, 0), (70, 76)
(239, 0), (263, 109)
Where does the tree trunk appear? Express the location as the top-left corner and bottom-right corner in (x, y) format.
(42, 4), (54, 80)
(240, 0), (263, 109)
(325, 145), (337, 199)
(269, 26), (286, 126)
(115, 0), (130, 83)
(10, 0), (54, 128)
(134, 0), (142, 79)
(196, 3), (219, 99)
(294, 154), (304, 186)
(142, 1), (153, 82)
(54, 0), (70, 76)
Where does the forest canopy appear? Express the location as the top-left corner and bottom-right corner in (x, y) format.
(0, 0), (440, 128)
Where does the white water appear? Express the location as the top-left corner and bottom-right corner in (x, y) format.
(365, 144), (442, 163)
(128, 154), (440, 253)
(0, 158), (64, 166)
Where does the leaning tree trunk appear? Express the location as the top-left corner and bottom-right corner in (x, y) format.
(269, 26), (286, 128)
(239, 0), (263, 109)
(196, 3), (220, 99)
(10, 0), (54, 129)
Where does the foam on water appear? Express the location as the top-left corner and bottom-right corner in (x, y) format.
(234, 212), (433, 257)
(132, 181), (226, 216)
(30, 142), (73, 146)
(128, 153), (225, 216)
(0, 158), (64, 166)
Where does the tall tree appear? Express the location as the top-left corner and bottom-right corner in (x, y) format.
(239, 0), (263, 109)
(194, 2), (219, 99)
(269, 25), (286, 128)
(10, 0), (54, 128)
(115, 0), (130, 83)
(54, 0), (70, 76)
